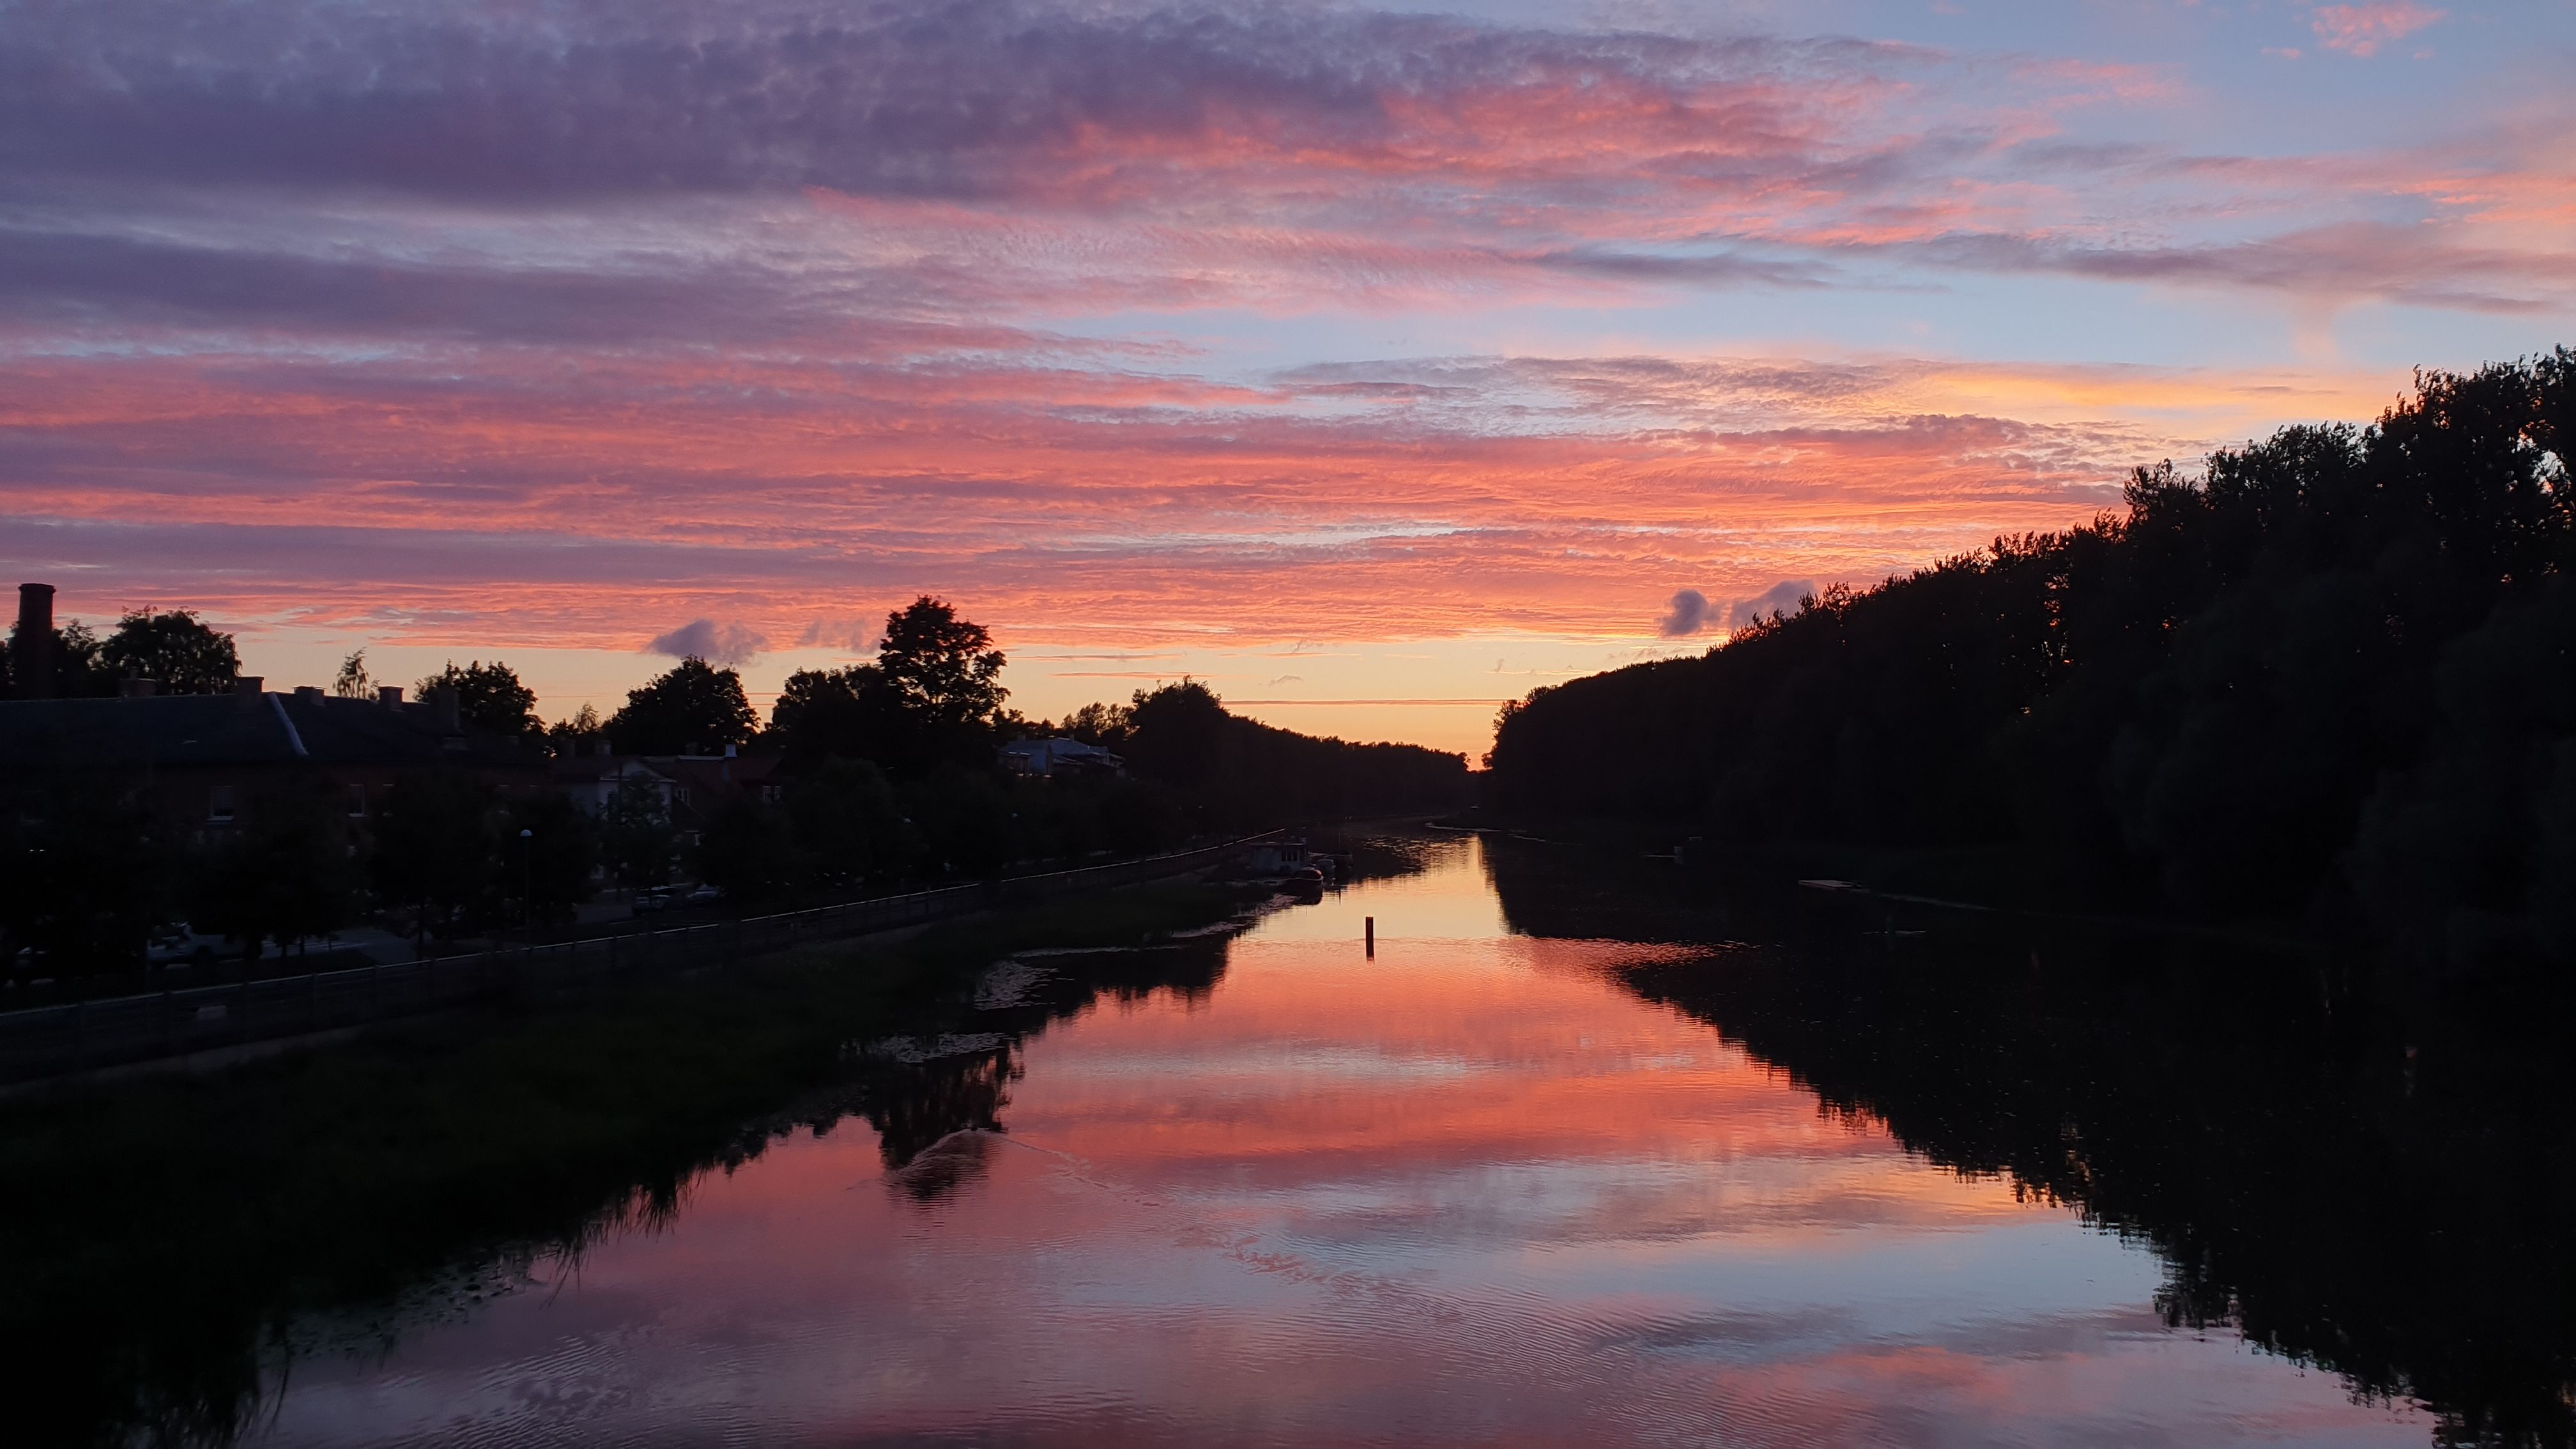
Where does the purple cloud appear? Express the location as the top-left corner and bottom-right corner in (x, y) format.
(647, 618), (768, 666)
(1728, 581), (1817, 629)
(0, 0), (1899, 205)
(1657, 589), (1713, 637)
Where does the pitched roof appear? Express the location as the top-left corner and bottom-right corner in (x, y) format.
(0, 693), (296, 767)
(0, 692), (539, 771)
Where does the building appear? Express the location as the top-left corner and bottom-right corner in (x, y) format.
(0, 677), (548, 836)
(999, 736), (1126, 778)
(553, 744), (779, 843)
(555, 751), (677, 818)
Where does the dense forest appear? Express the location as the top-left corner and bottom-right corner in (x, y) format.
(1487, 349), (2576, 973)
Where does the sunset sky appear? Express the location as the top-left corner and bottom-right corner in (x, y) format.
(3, 0), (2570, 754)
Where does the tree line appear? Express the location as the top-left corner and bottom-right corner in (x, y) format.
(1486, 349), (2576, 977)
(3, 598), (1467, 974)
(0, 606), (242, 697)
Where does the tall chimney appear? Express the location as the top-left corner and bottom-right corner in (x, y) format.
(429, 684), (461, 732)
(12, 583), (55, 699)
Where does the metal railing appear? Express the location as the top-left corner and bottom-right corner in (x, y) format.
(0, 833), (1274, 1085)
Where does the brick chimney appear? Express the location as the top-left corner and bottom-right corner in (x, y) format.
(12, 583), (55, 699)
(234, 675), (265, 698)
(428, 684), (461, 731)
(377, 685), (403, 706)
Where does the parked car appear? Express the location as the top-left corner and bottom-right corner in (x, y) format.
(631, 887), (680, 914)
(682, 884), (723, 906)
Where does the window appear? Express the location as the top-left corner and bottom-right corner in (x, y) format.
(348, 783), (367, 817)
(209, 785), (236, 823)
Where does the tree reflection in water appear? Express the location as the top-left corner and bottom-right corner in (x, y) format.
(1482, 836), (2576, 1449)
(858, 937), (1230, 1202)
(43, 833), (2566, 1448)
(1, 919), (1245, 1449)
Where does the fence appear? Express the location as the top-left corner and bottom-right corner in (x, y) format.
(0, 833), (1274, 1085)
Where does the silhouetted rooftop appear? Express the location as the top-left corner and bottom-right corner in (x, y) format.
(0, 691), (539, 770)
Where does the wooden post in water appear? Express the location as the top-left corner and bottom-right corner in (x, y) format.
(1365, 916), (1375, 959)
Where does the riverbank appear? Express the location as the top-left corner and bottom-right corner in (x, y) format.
(0, 875), (1282, 1449)
(0, 834), (1279, 1085)
(1437, 808), (2361, 958)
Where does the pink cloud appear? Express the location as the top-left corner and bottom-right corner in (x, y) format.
(0, 0), (2560, 738)
(0, 342), (2380, 665)
(0, 0), (2559, 340)
(2308, 3), (2448, 57)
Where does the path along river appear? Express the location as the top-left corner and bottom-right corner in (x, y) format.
(250, 834), (2442, 1447)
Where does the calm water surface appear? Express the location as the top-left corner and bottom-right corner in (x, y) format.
(252, 838), (2426, 1446)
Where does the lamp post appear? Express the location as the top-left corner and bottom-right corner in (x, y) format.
(519, 827), (534, 930)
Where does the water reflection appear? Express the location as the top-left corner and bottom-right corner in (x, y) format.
(857, 936), (1231, 1201)
(1480, 835), (2576, 1449)
(219, 833), (2482, 1447)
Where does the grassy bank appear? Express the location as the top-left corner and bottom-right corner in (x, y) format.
(1, 877), (1277, 1449)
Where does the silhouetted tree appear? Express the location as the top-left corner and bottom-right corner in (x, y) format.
(415, 660), (540, 737)
(1108, 679), (1469, 831)
(766, 598), (1009, 774)
(544, 702), (602, 758)
(370, 772), (497, 949)
(101, 610), (238, 694)
(905, 765), (1013, 878)
(187, 775), (364, 957)
(786, 758), (909, 887)
(1, 617), (110, 698)
(595, 775), (674, 891)
(877, 596), (1009, 764)
(332, 649), (373, 699)
(498, 793), (596, 928)
(766, 663), (906, 770)
(1059, 700), (1132, 747)
(608, 657), (756, 755)
(695, 796), (806, 904)
(1485, 348), (2576, 974)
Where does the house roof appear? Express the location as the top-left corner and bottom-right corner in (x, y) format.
(550, 756), (675, 785)
(1002, 736), (1124, 767)
(656, 754), (780, 787)
(0, 691), (540, 772)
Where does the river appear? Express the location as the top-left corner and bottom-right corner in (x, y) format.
(231, 831), (2547, 1446)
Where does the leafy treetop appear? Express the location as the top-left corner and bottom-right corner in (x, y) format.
(101, 610), (238, 694)
(332, 650), (373, 699)
(415, 660), (540, 736)
(765, 597), (1011, 774)
(609, 657), (758, 754)
(877, 596), (1008, 734)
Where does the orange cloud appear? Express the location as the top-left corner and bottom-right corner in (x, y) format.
(3, 344), (2363, 666)
(1, 0), (2564, 748)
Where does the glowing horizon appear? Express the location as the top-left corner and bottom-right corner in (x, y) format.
(3, 0), (2569, 756)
